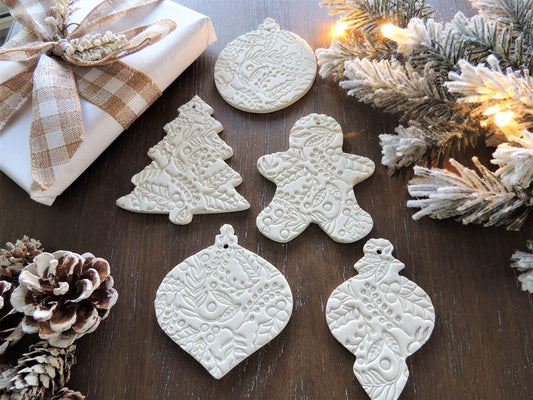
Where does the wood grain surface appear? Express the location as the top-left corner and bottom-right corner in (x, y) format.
(1, 1), (532, 399)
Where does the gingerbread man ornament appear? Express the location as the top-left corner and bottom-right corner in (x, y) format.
(257, 114), (375, 243)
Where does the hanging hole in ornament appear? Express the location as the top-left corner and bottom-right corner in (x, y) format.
(192, 104), (196, 109)
(316, 121), (320, 125)
(377, 250), (382, 255)
(223, 244), (229, 249)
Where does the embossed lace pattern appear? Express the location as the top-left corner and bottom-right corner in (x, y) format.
(326, 239), (435, 400)
(155, 225), (293, 379)
(257, 114), (375, 243)
(214, 18), (317, 113)
(116, 96), (250, 224)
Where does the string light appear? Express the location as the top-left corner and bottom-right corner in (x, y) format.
(484, 105), (501, 116)
(380, 22), (409, 44)
(380, 23), (396, 39)
(494, 110), (513, 127)
(333, 21), (348, 37)
(494, 110), (520, 138)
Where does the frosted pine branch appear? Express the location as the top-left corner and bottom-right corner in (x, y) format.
(317, 38), (390, 79)
(317, 0), (434, 78)
(446, 56), (533, 131)
(511, 240), (533, 293)
(492, 130), (533, 187)
(320, 0), (434, 32)
(379, 123), (464, 169)
(407, 157), (532, 230)
(341, 58), (455, 118)
(393, 18), (430, 56)
(472, 0), (533, 34)
(341, 57), (481, 144)
(454, 13), (526, 69)
(380, 125), (430, 169)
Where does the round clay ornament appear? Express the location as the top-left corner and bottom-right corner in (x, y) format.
(214, 18), (317, 113)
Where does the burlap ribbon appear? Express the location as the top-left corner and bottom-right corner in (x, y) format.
(0, 0), (177, 189)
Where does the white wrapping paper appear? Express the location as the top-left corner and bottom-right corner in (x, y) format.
(0, 1), (216, 205)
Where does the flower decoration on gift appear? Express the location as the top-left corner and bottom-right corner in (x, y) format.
(0, 0), (177, 190)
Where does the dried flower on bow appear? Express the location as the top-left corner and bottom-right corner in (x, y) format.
(11, 251), (118, 348)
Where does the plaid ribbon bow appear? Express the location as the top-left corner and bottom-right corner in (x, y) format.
(0, 0), (176, 189)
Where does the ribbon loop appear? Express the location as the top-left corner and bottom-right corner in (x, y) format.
(72, 0), (162, 38)
(0, 0), (177, 190)
(3, 0), (59, 41)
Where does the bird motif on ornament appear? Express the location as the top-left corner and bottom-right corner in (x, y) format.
(154, 225), (293, 379)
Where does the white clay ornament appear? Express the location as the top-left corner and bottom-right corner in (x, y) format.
(154, 224), (293, 379)
(326, 238), (435, 400)
(116, 96), (250, 224)
(214, 18), (317, 113)
(257, 113), (375, 243)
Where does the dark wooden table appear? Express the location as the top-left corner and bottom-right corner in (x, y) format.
(1, 1), (532, 399)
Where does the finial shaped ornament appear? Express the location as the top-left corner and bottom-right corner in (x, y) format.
(116, 96), (250, 224)
(326, 238), (435, 400)
(155, 224), (293, 379)
(214, 18), (317, 113)
(257, 113), (375, 243)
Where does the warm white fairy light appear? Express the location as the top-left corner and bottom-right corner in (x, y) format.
(484, 105), (501, 116)
(494, 110), (521, 138)
(333, 21), (348, 37)
(494, 110), (513, 127)
(380, 23), (410, 44)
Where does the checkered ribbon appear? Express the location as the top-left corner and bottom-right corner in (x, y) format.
(0, 0), (176, 189)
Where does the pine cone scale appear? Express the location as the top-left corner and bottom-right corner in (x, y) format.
(18, 267), (47, 293)
(91, 277), (118, 310)
(50, 388), (85, 400)
(0, 281), (24, 354)
(82, 256), (110, 281)
(49, 304), (77, 332)
(71, 303), (100, 334)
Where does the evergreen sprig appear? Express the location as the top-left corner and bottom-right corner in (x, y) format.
(446, 55), (533, 131)
(407, 157), (532, 230)
(492, 130), (533, 187)
(316, 0), (533, 233)
(317, 0), (434, 73)
(472, 0), (533, 36)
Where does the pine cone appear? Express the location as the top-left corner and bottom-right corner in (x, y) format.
(0, 281), (24, 354)
(11, 251), (118, 348)
(49, 388), (85, 400)
(0, 341), (76, 400)
(0, 236), (43, 279)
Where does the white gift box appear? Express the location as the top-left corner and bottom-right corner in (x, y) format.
(0, 1), (216, 205)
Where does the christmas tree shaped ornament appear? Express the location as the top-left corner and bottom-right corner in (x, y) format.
(257, 114), (375, 243)
(326, 238), (435, 400)
(214, 18), (317, 113)
(117, 96), (250, 224)
(154, 224), (293, 379)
